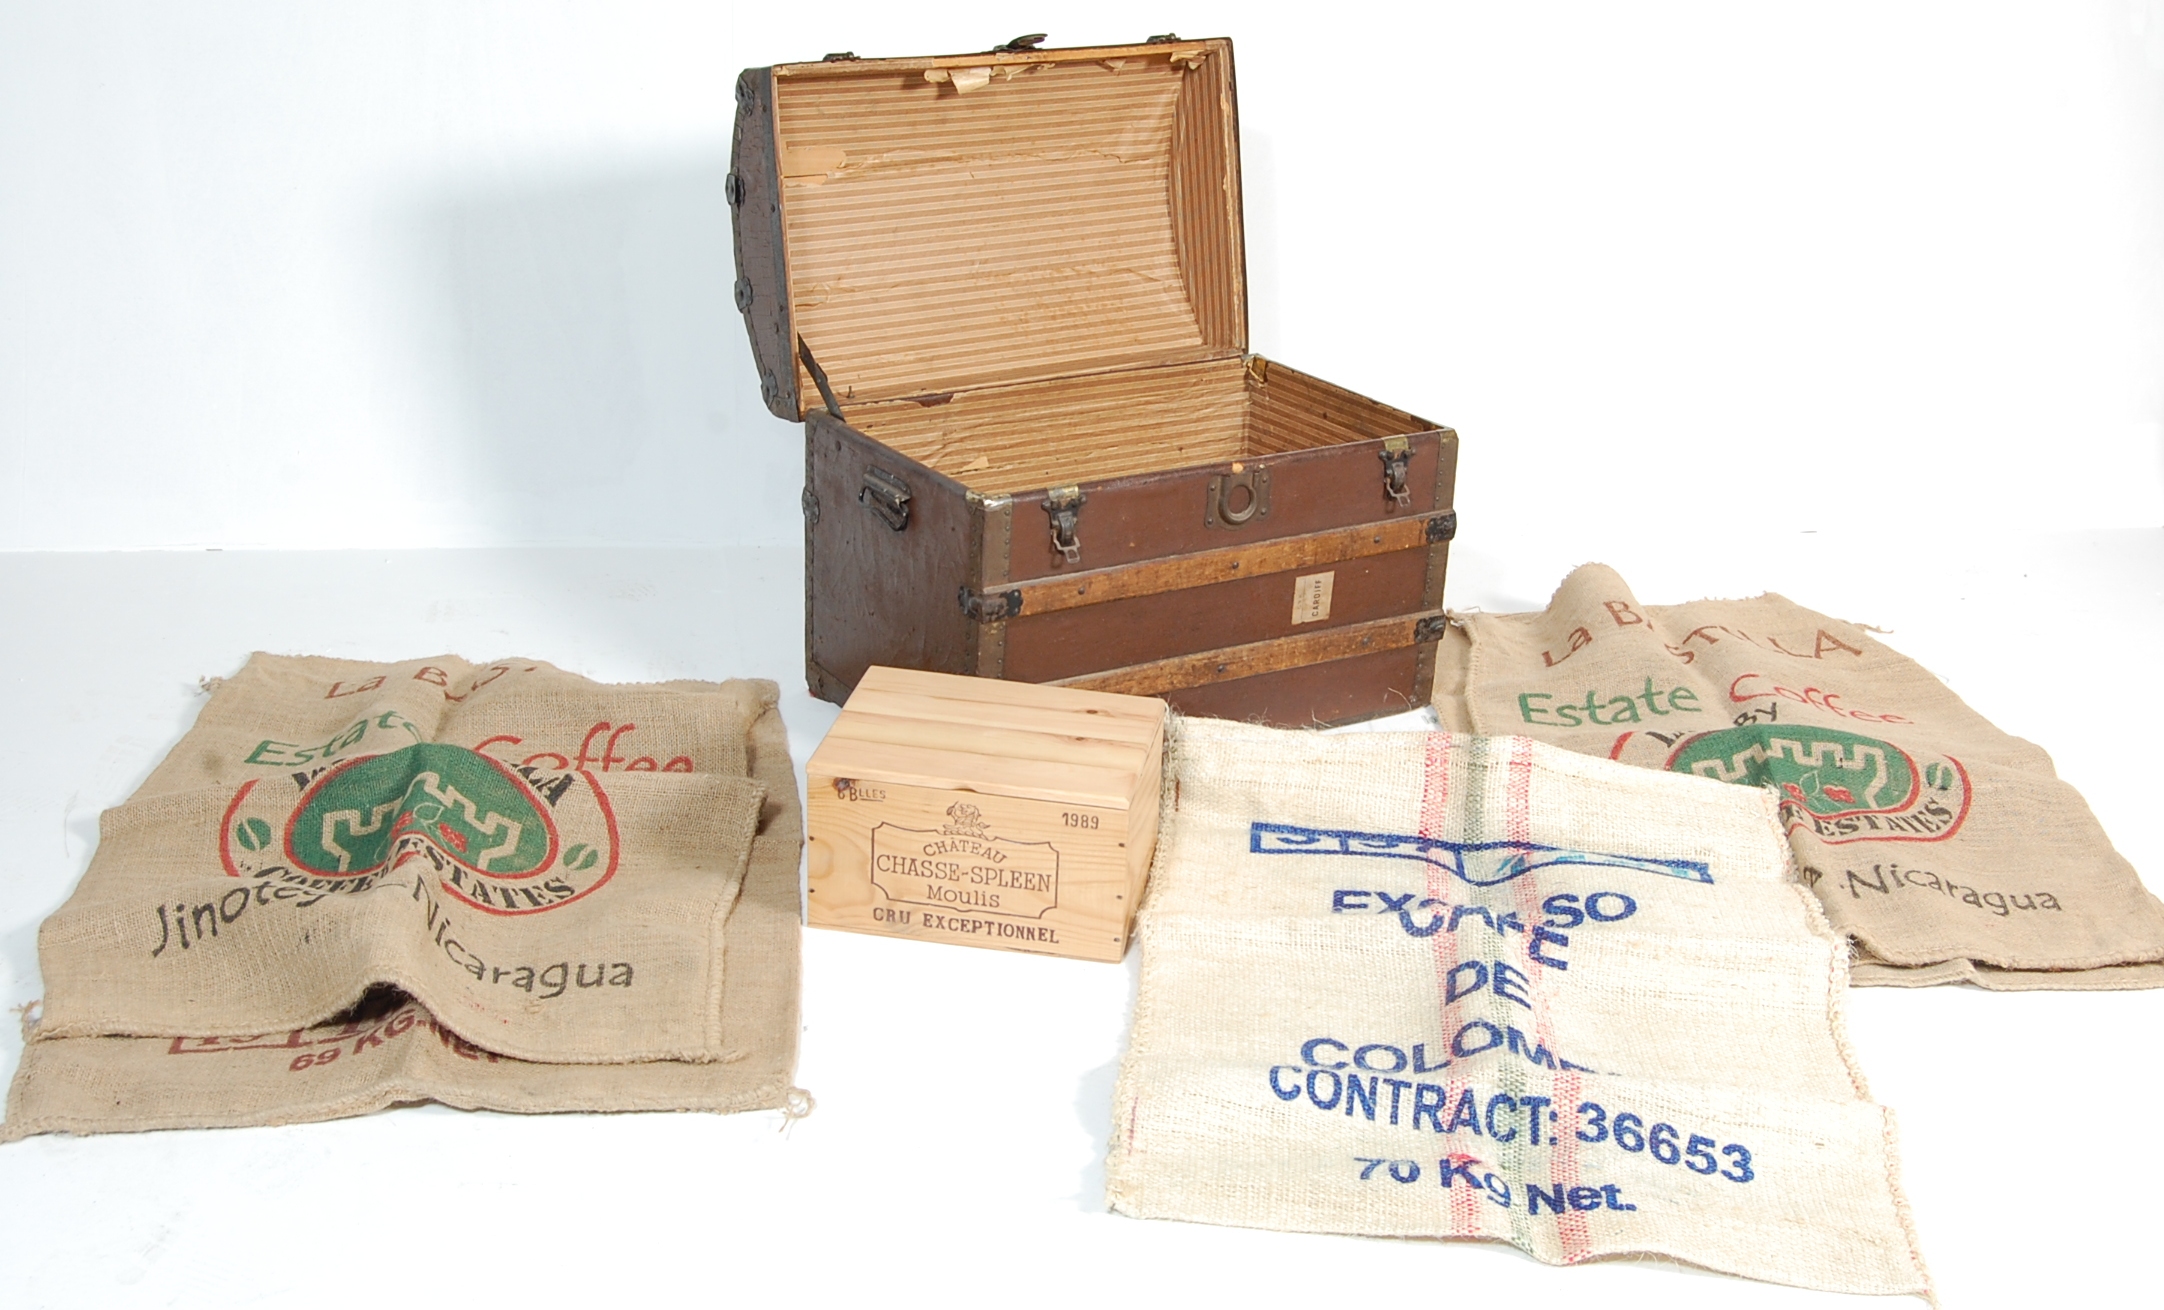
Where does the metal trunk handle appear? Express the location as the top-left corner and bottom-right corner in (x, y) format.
(1206, 466), (1271, 528)
(860, 467), (911, 531)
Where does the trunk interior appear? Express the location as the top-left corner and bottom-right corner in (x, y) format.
(843, 357), (1429, 495)
(773, 43), (1244, 406)
(771, 40), (1430, 495)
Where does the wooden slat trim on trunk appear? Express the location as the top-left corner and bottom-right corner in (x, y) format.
(1050, 609), (1446, 696)
(972, 509), (1453, 619)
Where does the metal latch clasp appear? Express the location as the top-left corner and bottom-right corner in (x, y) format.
(860, 467), (911, 531)
(1379, 436), (1413, 507)
(1044, 484), (1085, 563)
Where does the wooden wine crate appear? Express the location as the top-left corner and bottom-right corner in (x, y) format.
(804, 665), (1168, 962)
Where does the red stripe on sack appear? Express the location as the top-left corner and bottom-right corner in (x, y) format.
(1417, 733), (1481, 1235)
(1502, 734), (1591, 1261)
(1505, 735), (1534, 844)
(1550, 1068), (1589, 1259)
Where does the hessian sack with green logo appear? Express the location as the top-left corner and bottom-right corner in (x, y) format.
(1432, 564), (2164, 989)
(4, 654), (804, 1138)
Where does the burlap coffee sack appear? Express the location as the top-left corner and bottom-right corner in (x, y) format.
(1433, 565), (2164, 989)
(3, 673), (804, 1138)
(34, 655), (774, 1065)
(1107, 718), (1928, 1297)
(139, 655), (756, 798)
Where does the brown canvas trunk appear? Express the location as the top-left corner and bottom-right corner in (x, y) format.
(730, 37), (1458, 727)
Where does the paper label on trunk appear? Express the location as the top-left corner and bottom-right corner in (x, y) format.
(1291, 571), (1335, 624)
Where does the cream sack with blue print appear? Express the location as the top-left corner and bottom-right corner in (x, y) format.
(1106, 717), (1929, 1297)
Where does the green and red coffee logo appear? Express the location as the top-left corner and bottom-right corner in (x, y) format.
(1656, 725), (1970, 845)
(220, 742), (618, 915)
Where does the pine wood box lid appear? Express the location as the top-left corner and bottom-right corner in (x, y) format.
(754, 37), (1246, 419)
(806, 666), (1167, 809)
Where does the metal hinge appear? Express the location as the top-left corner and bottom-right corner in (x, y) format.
(993, 33), (1046, 52)
(1380, 436), (1413, 507)
(1146, 32), (1182, 44)
(958, 586), (1022, 622)
(797, 337), (845, 420)
(1414, 614), (1451, 644)
(822, 51), (860, 62)
(1045, 484), (1085, 563)
(1426, 510), (1457, 543)
(860, 467), (911, 531)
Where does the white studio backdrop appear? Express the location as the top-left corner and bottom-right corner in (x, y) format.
(0, 1), (2160, 553)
